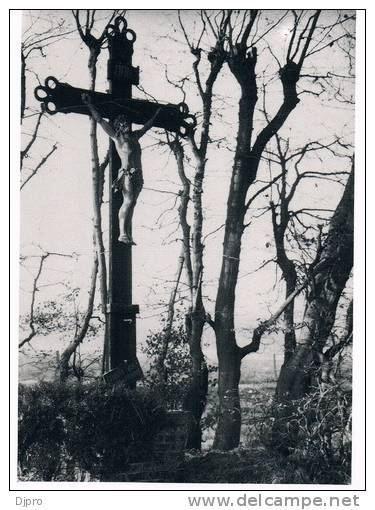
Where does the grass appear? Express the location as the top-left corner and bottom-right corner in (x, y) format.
(181, 447), (312, 484)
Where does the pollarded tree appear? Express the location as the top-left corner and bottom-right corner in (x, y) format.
(161, 10), (354, 450)
(207, 9), (355, 450)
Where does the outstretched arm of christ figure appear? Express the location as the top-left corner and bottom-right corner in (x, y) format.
(133, 107), (162, 139)
(82, 93), (116, 139)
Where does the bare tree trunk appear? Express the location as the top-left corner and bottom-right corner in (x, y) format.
(182, 152), (209, 449)
(21, 52), (26, 120)
(62, 12), (112, 377)
(88, 109), (109, 373)
(272, 221), (297, 364)
(169, 136), (209, 450)
(283, 276), (297, 362)
(183, 291), (209, 449)
(270, 162), (298, 364)
(212, 8), (319, 448)
(213, 174), (248, 449)
(276, 162), (354, 402)
(157, 249), (184, 382)
(85, 38), (109, 373)
(176, 13), (231, 448)
(213, 38), (259, 449)
(60, 240), (99, 381)
(213, 346), (242, 450)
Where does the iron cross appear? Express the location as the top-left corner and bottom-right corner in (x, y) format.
(34, 16), (196, 384)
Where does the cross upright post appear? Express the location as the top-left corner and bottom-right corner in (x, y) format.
(105, 17), (139, 382)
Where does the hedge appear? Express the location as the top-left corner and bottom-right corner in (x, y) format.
(18, 381), (166, 481)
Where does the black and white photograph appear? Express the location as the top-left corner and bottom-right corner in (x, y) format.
(11, 8), (365, 492)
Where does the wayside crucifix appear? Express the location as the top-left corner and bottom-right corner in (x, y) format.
(34, 16), (196, 385)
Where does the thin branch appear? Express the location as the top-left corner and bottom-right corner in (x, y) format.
(19, 251), (74, 348)
(240, 281), (306, 358)
(19, 254), (48, 348)
(20, 112), (43, 167)
(239, 10), (258, 48)
(20, 143), (58, 190)
(245, 172), (283, 210)
(286, 10), (301, 62)
(60, 246), (99, 380)
(297, 11), (321, 68)
(157, 252), (185, 382)
(251, 11), (288, 48)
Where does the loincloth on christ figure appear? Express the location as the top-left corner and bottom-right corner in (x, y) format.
(112, 167), (144, 194)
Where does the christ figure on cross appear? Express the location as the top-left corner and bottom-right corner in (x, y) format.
(82, 93), (161, 244)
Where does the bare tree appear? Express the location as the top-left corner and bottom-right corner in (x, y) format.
(207, 9), (355, 450)
(21, 12), (75, 120)
(69, 10), (123, 375)
(264, 135), (350, 364)
(166, 9), (354, 450)
(19, 250), (74, 349)
(58, 11), (122, 378)
(275, 158), (353, 403)
(20, 13), (74, 187)
(156, 135), (190, 383)
(155, 11), (230, 449)
(59, 236), (99, 380)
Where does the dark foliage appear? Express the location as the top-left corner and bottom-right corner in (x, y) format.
(143, 322), (192, 408)
(18, 381), (166, 480)
(257, 383), (352, 484)
(180, 382), (351, 484)
(142, 321), (218, 439)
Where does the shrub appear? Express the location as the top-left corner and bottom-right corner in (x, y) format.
(252, 383), (352, 484)
(142, 320), (219, 449)
(18, 381), (166, 481)
(142, 322), (192, 409)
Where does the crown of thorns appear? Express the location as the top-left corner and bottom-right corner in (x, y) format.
(114, 115), (130, 128)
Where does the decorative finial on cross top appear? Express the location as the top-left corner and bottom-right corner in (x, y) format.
(34, 15), (196, 137)
(106, 15), (138, 80)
